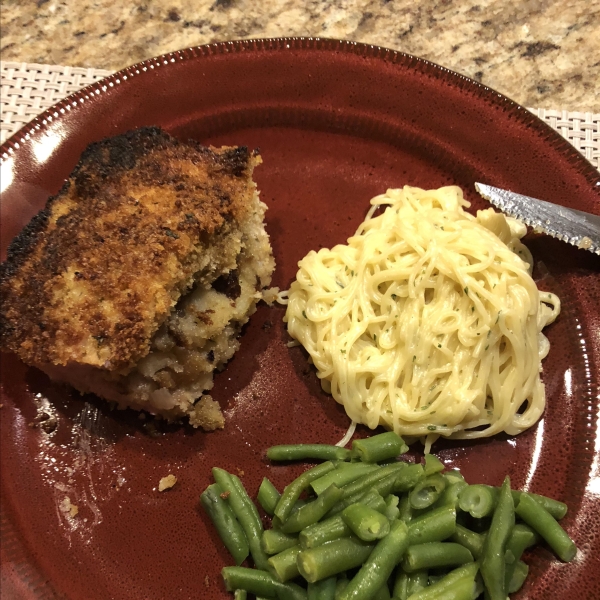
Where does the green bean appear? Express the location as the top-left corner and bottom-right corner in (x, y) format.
(384, 494), (400, 521)
(373, 582), (392, 600)
(393, 463), (425, 493)
(297, 537), (375, 583)
(436, 481), (468, 510)
(409, 474), (446, 509)
(398, 495), (412, 524)
(300, 491), (386, 549)
(329, 473), (399, 516)
(480, 476), (514, 600)
(341, 503), (391, 541)
(515, 491), (576, 562)
(350, 432), (408, 463)
(511, 489), (568, 520)
(258, 478), (281, 516)
(423, 454), (444, 476)
(338, 520), (409, 600)
(311, 463), (378, 496)
(341, 463), (407, 499)
(212, 468), (270, 570)
(404, 563), (479, 600)
(335, 575), (349, 598)
(450, 524), (485, 559)
(402, 542), (473, 572)
(268, 545), (301, 582)
(234, 590), (247, 600)
(307, 576), (337, 600)
(300, 515), (351, 549)
(408, 505), (456, 545)
(281, 484), (344, 534)
(458, 484), (498, 518)
(262, 529), (299, 555)
(200, 483), (250, 566)
(222, 566), (307, 600)
(507, 560), (529, 594)
(443, 470), (465, 485)
(274, 461), (336, 523)
(393, 569), (428, 600)
(503, 523), (538, 588)
(267, 444), (351, 462)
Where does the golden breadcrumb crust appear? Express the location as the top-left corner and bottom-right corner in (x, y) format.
(0, 127), (260, 371)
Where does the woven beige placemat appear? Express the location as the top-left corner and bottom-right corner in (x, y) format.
(1, 60), (599, 170)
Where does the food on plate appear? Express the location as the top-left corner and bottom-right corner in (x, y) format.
(202, 433), (576, 599)
(283, 186), (560, 447)
(158, 474), (177, 492)
(0, 127), (275, 429)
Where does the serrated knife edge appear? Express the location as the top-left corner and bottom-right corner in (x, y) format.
(475, 183), (600, 255)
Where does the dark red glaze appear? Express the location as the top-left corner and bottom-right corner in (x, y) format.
(1, 38), (599, 599)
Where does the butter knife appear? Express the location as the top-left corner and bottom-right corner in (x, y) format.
(475, 183), (600, 255)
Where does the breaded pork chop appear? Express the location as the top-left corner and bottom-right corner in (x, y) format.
(0, 127), (275, 429)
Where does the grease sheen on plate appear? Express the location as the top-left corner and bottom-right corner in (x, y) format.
(1, 38), (599, 600)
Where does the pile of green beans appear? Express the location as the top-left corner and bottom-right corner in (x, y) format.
(201, 432), (577, 599)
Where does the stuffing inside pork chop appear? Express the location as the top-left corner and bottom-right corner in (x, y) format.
(0, 127), (275, 429)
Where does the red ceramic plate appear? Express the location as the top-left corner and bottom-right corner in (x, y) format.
(1, 38), (599, 600)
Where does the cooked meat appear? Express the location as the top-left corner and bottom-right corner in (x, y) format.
(0, 127), (275, 428)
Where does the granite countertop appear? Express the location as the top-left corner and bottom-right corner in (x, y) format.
(1, 0), (599, 112)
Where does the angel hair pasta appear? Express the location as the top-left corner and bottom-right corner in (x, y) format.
(283, 186), (560, 446)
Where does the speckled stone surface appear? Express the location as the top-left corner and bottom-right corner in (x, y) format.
(1, 0), (599, 112)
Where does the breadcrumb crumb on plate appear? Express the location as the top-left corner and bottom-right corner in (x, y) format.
(158, 475), (177, 492)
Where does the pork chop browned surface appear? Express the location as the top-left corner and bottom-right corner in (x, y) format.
(0, 127), (275, 428)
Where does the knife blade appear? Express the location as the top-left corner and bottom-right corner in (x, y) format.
(475, 183), (600, 255)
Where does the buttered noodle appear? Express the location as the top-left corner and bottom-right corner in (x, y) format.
(283, 186), (560, 448)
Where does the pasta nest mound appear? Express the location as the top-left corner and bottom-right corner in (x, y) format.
(284, 186), (560, 444)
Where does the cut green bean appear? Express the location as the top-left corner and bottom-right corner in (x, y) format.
(341, 463), (407, 499)
(408, 505), (456, 545)
(436, 481), (468, 510)
(393, 463), (425, 493)
(507, 560), (529, 594)
(504, 523), (539, 588)
(335, 575), (349, 598)
(402, 542), (473, 572)
(307, 576), (337, 600)
(274, 461), (336, 523)
(511, 489), (568, 520)
(393, 569), (428, 600)
(443, 470), (465, 485)
(267, 545), (301, 582)
(329, 473), (399, 516)
(234, 590), (247, 600)
(212, 469), (270, 571)
(267, 444), (351, 462)
(311, 463), (378, 496)
(297, 537), (374, 583)
(515, 491), (576, 562)
(341, 503), (391, 541)
(423, 454), (444, 476)
(398, 495), (412, 524)
(281, 484), (343, 534)
(338, 520), (409, 600)
(300, 491), (386, 549)
(409, 474), (446, 509)
(350, 432), (408, 463)
(222, 566), (307, 600)
(200, 483), (250, 566)
(405, 563), (479, 600)
(261, 529), (298, 555)
(258, 478), (281, 516)
(480, 476), (514, 600)
(373, 582), (392, 600)
(458, 484), (498, 519)
(384, 494), (400, 521)
(450, 524), (485, 560)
